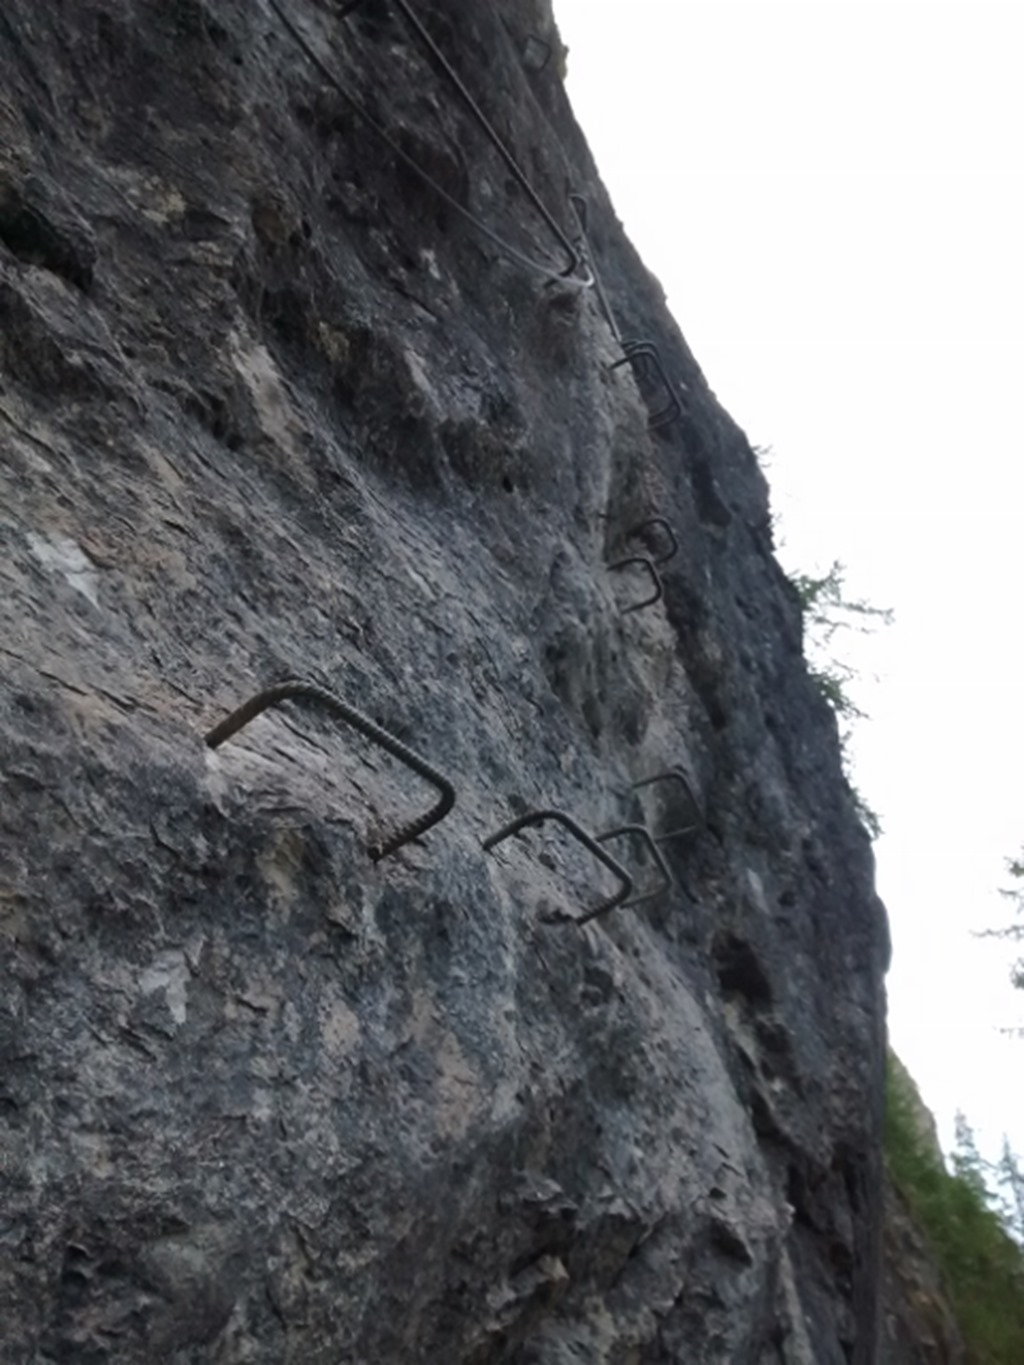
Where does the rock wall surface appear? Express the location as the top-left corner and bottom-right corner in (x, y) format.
(0, 2), (891, 1361)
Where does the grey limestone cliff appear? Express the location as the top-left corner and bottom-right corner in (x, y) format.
(0, 1), (891, 1360)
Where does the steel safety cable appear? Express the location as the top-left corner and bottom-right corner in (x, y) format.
(388, 0), (583, 278)
(266, 0), (593, 288)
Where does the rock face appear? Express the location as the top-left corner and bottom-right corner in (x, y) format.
(0, 2), (891, 1360)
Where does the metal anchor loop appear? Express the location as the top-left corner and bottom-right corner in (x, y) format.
(632, 769), (704, 842)
(606, 555), (664, 614)
(482, 808), (634, 923)
(569, 192), (620, 339)
(593, 825), (674, 916)
(570, 194), (685, 430)
(624, 517), (679, 567)
(205, 679), (456, 861)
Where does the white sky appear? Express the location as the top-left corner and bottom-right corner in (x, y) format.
(554, 0), (1024, 1167)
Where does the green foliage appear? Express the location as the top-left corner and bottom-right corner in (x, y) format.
(885, 1056), (1024, 1362)
(995, 1137), (1024, 1245)
(792, 559), (893, 629)
(790, 561), (892, 838)
(977, 851), (1024, 1003)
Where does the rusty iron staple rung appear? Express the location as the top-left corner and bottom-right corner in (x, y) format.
(568, 193), (589, 234)
(522, 34), (553, 73)
(592, 825), (674, 917)
(625, 517), (678, 567)
(606, 555), (664, 614)
(204, 679), (456, 861)
(372, 0), (584, 279)
(482, 808), (633, 923)
(612, 340), (684, 431)
(632, 769), (704, 842)
(266, 0), (591, 288)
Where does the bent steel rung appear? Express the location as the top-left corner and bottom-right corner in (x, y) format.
(607, 555), (664, 614)
(482, 808), (633, 923)
(570, 195), (685, 430)
(632, 769), (703, 842)
(522, 34), (553, 73)
(205, 679), (456, 861)
(611, 340), (684, 431)
(625, 517), (679, 567)
(594, 824), (674, 916)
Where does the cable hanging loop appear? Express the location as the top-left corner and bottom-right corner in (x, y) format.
(570, 192), (621, 340)
(612, 340), (685, 430)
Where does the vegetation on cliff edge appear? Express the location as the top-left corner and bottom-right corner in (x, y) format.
(885, 1055), (1024, 1362)
(978, 850), (1024, 1017)
(790, 560), (891, 838)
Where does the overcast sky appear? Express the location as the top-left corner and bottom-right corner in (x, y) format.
(554, 0), (1024, 1165)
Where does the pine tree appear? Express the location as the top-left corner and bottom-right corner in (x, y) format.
(951, 1111), (991, 1201)
(788, 560), (892, 838)
(977, 850), (1024, 1009)
(884, 1061), (1024, 1360)
(995, 1137), (1024, 1245)
(1006, 855), (1024, 991)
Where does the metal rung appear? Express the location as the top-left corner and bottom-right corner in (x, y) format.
(570, 194), (685, 430)
(607, 555), (664, 614)
(632, 769), (703, 842)
(612, 340), (685, 430)
(205, 679), (456, 861)
(594, 824), (674, 915)
(625, 517), (678, 566)
(482, 808), (633, 923)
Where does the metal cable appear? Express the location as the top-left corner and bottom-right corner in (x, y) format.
(265, 0), (593, 288)
(569, 193), (621, 340)
(389, 0), (582, 277)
